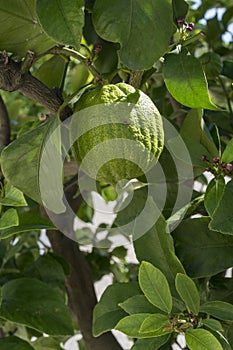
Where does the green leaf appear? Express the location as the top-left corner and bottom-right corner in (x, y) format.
(175, 273), (200, 315)
(0, 210), (56, 239)
(134, 216), (185, 295)
(132, 335), (170, 350)
(0, 184), (27, 207)
(0, 278), (73, 335)
(34, 56), (67, 89)
(93, 0), (173, 70)
(200, 301), (233, 321)
(139, 261), (172, 313)
(210, 178), (233, 235)
(115, 313), (152, 338)
(172, 0), (189, 22)
(204, 177), (225, 217)
(139, 314), (170, 335)
(119, 295), (161, 315)
(1, 117), (65, 213)
(202, 318), (223, 332)
(222, 138), (233, 163)
(0, 336), (35, 350)
(93, 281), (141, 337)
(163, 50), (218, 110)
(0, 209), (19, 229)
(31, 336), (65, 350)
(173, 217), (233, 277)
(185, 329), (223, 350)
(0, 0), (55, 57)
(36, 0), (84, 49)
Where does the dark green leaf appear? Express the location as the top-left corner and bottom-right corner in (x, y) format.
(0, 0), (55, 57)
(0, 209), (18, 229)
(31, 336), (65, 350)
(0, 184), (27, 207)
(202, 318), (223, 332)
(115, 313), (152, 338)
(132, 335), (170, 350)
(119, 295), (161, 315)
(93, 0), (173, 70)
(199, 52), (223, 79)
(139, 261), (172, 313)
(134, 216), (185, 295)
(34, 56), (67, 89)
(210, 179), (233, 235)
(0, 336), (35, 350)
(200, 301), (233, 321)
(175, 273), (200, 315)
(139, 313), (170, 336)
(204, 177), (225, 217)
(93, 281), (141, 336)
(0, 278), (73, 335)
(222, 138), (233, 163)
(185, 329), (223, 350)
(36, 0), (84, 49)
(172, 0), (189, 22)
(163, 50), (218, 110)
(173, 217), (233, 277)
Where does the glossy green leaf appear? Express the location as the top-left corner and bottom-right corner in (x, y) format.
(204, 177), (225, 217)
(0, 184), (27, 207)
(36, 0), (84, 49)
(134, 216), (185, 295)
(200, 301), (233, 321)
(115, 313), (152, 338)
(0, 278), (73, 335)
(210, 178), (233, 234)
(185, 329), (223, 350)
(119, 295), (161, 315)
(93, 0), (173, 70)
(0, 210), (56, 239)
(139, 261), (172, 313)
(139, 313), (170, 335)
(175, 273), (200, 315)
(0, 209), (19, 229)
(34, 56), (67, 89)
(0, 336), (35, 350)
(202, 318), (223, 332)
(222, 138), (233, 163)
(0, 0), (55, 57)
(163, 50), (218, 110)
(173, 217), (233, 277)
(93, 281), (141, 336)
(132, 335), (170, 350)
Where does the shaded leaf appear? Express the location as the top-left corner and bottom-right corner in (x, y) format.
(172, 0), (189, 22)
(204, 177), (225, 217)
(0, 209), (18, 229)
(0, 0), (55, 57)
(210, 178), (233, 235)
(202, 318), (223, 332)
(93, 281), (141, 336)
(222, 138), (233, 163)
(163, 50), (218, 110)
(200, 301), (233, 321)
(132, 335), (170, 350)
(175, 273), (200, 315)
(115, 313), (153, 338)
(0, 336), (35, 350)
(139, 261), (172, 313)
(31, 336), (65, 350)
(36, 0), (84, 49)
(173, 217), (233, 277)
(34, 56), (68, 89)
(93, 0), (173, 70)
(0, 278), (73, 335)
(185, 329), (223, 350)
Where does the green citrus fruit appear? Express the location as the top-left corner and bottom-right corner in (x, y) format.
(72, 82), (164, 184)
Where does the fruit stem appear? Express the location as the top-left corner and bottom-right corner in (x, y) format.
(129, 70), (144, 88)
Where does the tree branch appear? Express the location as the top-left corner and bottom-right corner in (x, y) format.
(0, 95), (10, 146)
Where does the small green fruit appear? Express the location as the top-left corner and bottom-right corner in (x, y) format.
(72, 83), (164, 184)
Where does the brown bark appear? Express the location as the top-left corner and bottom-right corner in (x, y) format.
(0, 95), (10, 146)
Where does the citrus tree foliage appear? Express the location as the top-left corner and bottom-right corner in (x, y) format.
(0, 0), (232, 349)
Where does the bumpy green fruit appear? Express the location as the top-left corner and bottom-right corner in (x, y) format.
(72, 83), (164, 184)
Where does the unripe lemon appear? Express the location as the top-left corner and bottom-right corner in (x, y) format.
(72, 83), (164, 185)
